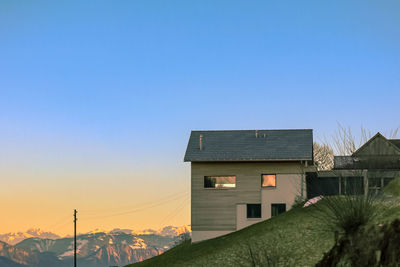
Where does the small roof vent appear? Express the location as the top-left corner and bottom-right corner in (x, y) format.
(256, 130), (267, 138)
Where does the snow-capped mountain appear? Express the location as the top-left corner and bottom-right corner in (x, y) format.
(157, 225), (191, 237)
(0, 226), (191, 267)
(0, 241), (33, 265)
(0, 229), (60, 246)
(86, 225), (191, 237)
(130, 225), (191, 237)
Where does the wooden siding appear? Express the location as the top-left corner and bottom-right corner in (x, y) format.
(355, 135), (400, 156)
(191, 162), (304, 231)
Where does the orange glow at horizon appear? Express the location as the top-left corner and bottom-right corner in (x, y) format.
(0, 164), (191, 236)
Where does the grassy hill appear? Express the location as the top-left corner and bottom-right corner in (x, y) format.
(384, 176), (400, 197)
(126, 197), (400, 267)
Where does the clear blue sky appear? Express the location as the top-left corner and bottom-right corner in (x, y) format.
(0, 1), (399, 233)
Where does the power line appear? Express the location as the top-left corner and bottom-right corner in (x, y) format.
(52, 219), (73, 233)
(80, 190), (189, 214)
(41, 191), (190, 240)
(160, 196), (189, 225)
(38, 193), (189, 235)
(81, 192), (189, 219)
(159, 195), (190, 227)
(46, 215), (72, 231)
(81, 192), (189, 220)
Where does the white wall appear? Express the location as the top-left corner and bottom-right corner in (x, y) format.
(191, 162), (307, 242)
(235, 174), (302, 231)
(192, 230), (233, 243)
(261, 174), (302, 219)
(236, 204), (263, 230)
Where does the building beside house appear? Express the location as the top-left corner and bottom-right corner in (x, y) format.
(184, 129), (400, 243)
(184, 129), (314, 242)
(307, 132), (400, 198)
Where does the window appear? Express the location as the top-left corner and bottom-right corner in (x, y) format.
(247, 204), (261, 218)
(262, 174), (276, 188)
(368, 177), (394, 194)
(271, 204), (286, 217)
(204, 176), (236, 189)
(340, 177), (364, 195)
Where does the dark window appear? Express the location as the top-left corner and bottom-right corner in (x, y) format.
(271, 203), (286, 217)
(368, 177), (382, 194)
(204, 176), (236, 189)
(261, 174), (276, 188)
(368, 177), (395, 194)
(341, 177), (364, 195)
(247, 204), (261, 218)
(306, 172), (339, 199)
(369, 178), (381, 188)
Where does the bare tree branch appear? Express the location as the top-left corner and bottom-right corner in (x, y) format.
(331, 124), (399, 156)
(313, 142), (334, 170)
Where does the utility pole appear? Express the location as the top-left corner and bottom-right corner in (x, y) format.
(74, 209), (77, 267)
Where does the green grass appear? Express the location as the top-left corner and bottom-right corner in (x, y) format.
(126, 200), (400, 267)
(383, 176), (400, 197)
(127, 207), (334, 267)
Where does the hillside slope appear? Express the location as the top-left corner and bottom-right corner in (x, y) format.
(127, 207), (333, 267)
(127, 202), (400, 267)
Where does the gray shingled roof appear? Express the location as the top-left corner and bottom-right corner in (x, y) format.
(184, 129), (313, 162)
(334, 156), (353, 169)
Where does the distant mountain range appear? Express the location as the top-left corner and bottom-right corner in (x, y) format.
(0, 226), (191, 267)
(0, 229), (61, 246)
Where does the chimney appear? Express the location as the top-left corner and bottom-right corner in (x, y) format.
(199, 134), (203, 151)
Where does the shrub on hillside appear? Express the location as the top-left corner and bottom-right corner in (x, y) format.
(311, 194), (380, 236)
(290, 195), (307, 210)
(173, 232), (191, 247)
(316, 219), (400, 267)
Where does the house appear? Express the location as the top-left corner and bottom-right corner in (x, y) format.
(307, 132), (400, 198)
(184, 129), (314, 242)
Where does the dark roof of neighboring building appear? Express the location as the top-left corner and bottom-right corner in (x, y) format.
(333, 134), (400, 170)
(333, 156), (354, 169)
(184, 129), (313, 162)
(390, 139), (400, 150)
(352, 133), (400, 156)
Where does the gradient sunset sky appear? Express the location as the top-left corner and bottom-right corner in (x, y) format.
(1, 1), (400, 236)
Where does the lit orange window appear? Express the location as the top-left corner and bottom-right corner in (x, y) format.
(262, 174), (276, 187)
